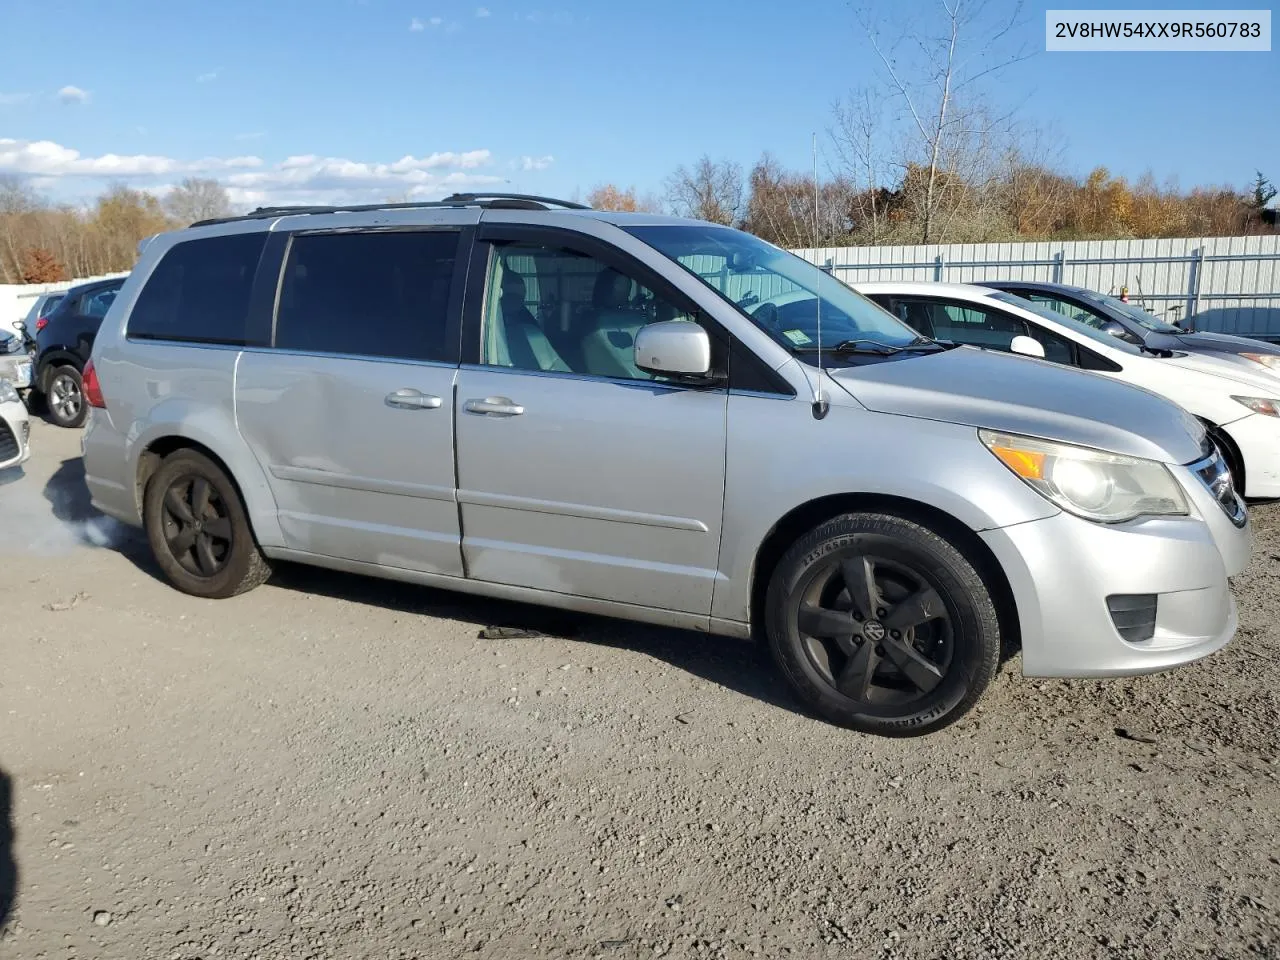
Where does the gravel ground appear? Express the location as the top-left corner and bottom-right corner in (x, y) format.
(2, 418), (1279, 960)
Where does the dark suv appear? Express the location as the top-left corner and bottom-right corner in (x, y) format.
(32, 276), (126, 427)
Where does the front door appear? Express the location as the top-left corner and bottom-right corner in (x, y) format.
(453, 231), (729, 616)
(236, 225), (468, 575)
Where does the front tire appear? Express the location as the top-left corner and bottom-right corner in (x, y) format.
(46, 365), (86, 428)
(765, 512), (1001, 737)
(143, 449), (272, 599)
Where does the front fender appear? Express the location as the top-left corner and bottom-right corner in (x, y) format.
(711, 397), (1059, 624)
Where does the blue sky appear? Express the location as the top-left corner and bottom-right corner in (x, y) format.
(0, 0), (1276, 208)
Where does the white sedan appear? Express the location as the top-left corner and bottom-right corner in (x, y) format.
(854, 281), (1280, 499)
(0, 377), (31, 471)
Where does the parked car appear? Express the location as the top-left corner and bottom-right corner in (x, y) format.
(11, 291), (65, 340)
(31, 276), (126, 428)
(857, 281), (1280, 499)
(81, 194), (1250, 736)
(977, 280), (1280, 372)
(0, 377), (31, 471)
(0, 329), (34, 396)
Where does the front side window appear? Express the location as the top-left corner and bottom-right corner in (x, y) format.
(987, 290), (1143, 355)
(480, 241), (700, 381)
(275, 230), (459, 362)
(624, 224), (919, 353)
(129, 233), (267, 344)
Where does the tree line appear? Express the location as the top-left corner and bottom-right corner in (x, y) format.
(585, 158), (1277, 250)
(0, 176), (231, 284)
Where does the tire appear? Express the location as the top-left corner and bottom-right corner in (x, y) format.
(143, 449), (272, 599)
(45, 365), (86, 428)
(765, 512), (1001, 737)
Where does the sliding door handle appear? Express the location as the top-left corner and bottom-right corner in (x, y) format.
(464, 396), (524, 417)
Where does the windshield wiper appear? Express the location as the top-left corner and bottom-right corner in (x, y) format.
(793, 339), (904, 356)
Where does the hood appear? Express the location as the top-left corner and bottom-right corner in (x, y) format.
(826, 345), (1207, 465)
(1158, 348), (1280, 393)
(1177, 330), (1280, 354)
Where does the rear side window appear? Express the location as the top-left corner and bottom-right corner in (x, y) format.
(274, 230), (460, 362)
(129, 233), (268, 344)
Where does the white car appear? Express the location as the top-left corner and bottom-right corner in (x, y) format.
(855, 281), (1280, 498)
(0, 378), (31, 471)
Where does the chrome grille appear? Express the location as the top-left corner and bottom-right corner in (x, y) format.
(1189, 446), (1247, 528)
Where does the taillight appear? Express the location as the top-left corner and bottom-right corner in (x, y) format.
(83, 360), (105, 409)
(35, 316), (49, 331)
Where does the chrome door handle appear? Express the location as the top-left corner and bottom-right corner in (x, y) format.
(385, 388), (442, 410)
(464, 396), (524, 417)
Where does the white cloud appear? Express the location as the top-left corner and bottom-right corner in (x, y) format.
(475, 6), (490, 16)
(409, 16), (425, 30)
(519, 154), (554, 171)
(0, 92), (30, 106)
(196, 71), (218, 82)
(57, 85), (89, 104)
(0, 138), (508, 208)
(430, 15), (443, 25)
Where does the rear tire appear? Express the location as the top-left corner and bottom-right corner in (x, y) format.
(46, 365), (86, 428)
(765, 512), (1001, 737)
(143, 449), (272, 599)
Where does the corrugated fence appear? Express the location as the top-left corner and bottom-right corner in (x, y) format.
(792, 234), (1280, 340)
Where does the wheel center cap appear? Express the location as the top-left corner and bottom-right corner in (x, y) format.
(862, 620), (886, 642)
(193, 520), (203, 533)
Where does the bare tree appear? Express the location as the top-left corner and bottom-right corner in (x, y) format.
(830, 88), (892, 243)
(163, 177), (233, 225)
(842, 0), (1034, 243)
(663, 155), (744, 225)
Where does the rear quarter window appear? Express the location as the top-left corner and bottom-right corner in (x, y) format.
(128, 233), (268, 345)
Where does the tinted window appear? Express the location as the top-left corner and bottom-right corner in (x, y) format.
(1025, 293), (1106, 329)
(275, 230), (459, 362)
(481, 241), (700, 381)
(129, 233), (267, 344)
(82, 286), (119, 318)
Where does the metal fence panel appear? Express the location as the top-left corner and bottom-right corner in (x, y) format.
(793, 234), (1280, 339)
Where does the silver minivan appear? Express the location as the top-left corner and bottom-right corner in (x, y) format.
(80, 194), (1252, 736)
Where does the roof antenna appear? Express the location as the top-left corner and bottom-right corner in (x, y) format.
(810, 131), (829, 420)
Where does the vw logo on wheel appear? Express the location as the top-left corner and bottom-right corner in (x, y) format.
(863, 620), (886, 642)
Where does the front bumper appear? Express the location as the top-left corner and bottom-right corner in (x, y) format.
(981, 463), (1249, 678)
(1220, 412), (1280, 499)
(0, 403), (31, 470)
(0, 353), (33, 390)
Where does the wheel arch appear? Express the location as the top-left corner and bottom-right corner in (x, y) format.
(133, 431), (283, 548)
(1197, 416), (1246, 495)
(748, 493), (1022, 660)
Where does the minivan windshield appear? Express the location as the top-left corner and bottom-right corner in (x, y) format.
(988, 290), (1145, 355)
(624, 224), (921, 352)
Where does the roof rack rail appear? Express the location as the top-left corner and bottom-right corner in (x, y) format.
(190, 192), (591, 228)
(441, 192), (591, 210)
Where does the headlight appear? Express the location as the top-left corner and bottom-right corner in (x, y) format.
(1240, 352), (1280, 372)
(1231, 395), (1280, 417)
(0, 378), (17, 404)
(979, 429), (1188, 523)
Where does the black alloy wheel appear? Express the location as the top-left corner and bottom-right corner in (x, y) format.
(142, 449), (273, 599)
(792, 553), (952, 706)
(160, 475), (235, 578)
(766, 512), (1001, 736)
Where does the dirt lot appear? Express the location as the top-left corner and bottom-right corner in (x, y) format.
(2, 417), (1279, 960)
